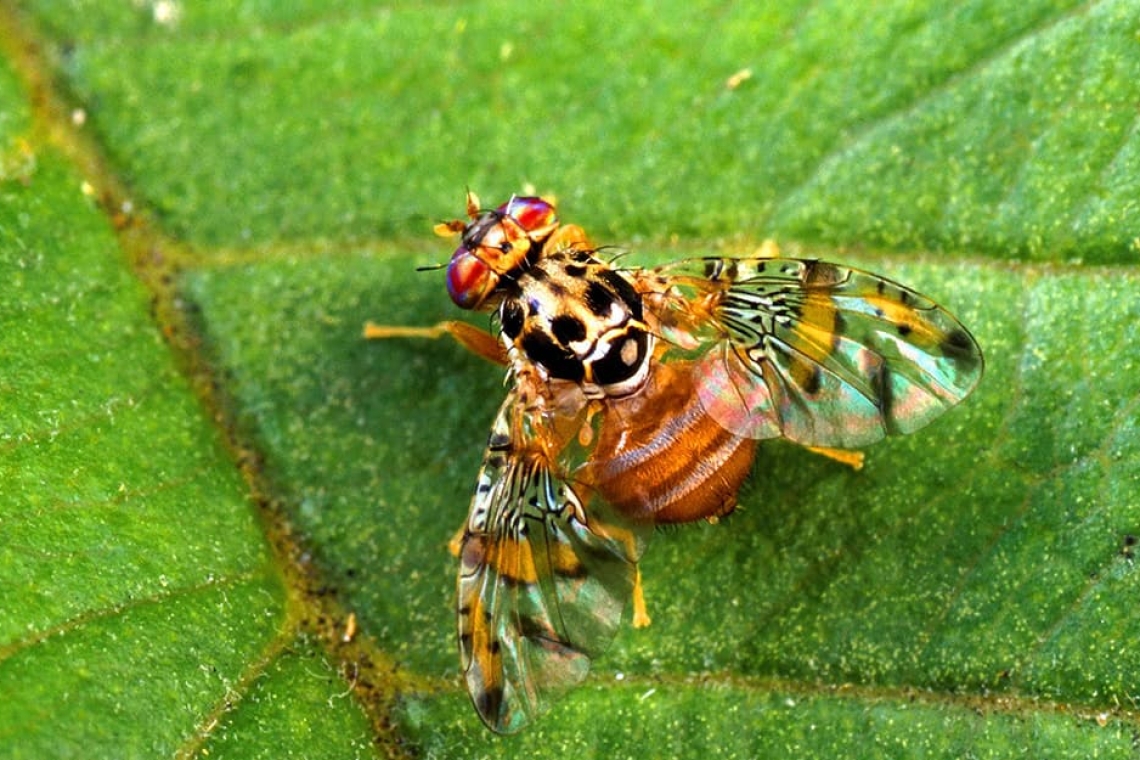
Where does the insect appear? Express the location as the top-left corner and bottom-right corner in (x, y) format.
(365, 191), (983, 733)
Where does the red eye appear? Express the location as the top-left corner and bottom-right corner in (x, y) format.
(446, 247), (498, 309)
(499, 197), (558, 239)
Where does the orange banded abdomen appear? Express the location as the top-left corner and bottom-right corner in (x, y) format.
(581, 361), (757, 524)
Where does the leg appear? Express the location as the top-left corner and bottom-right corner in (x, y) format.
(448, 525), (465, 557)
(544, 223), (593, 253)
(363, 319), (508, 366)
(754, 239), (781, 259)
(806, 445), (865, 470)
(631, 566), (651, 628)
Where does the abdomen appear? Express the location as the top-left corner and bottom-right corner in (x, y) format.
(581, 361), (757, 524)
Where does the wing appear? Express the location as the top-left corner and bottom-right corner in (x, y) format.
(456, 391), (648, 733)
(642, 257), (984, 448)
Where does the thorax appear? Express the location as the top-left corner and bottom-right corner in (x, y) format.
(497, 250), (654, 400)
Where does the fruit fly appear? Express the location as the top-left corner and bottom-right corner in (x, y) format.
(365, 191), (983, 733)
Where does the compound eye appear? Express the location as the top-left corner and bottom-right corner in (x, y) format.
(446, 247), (498, 310)
(499, 197), (559, 241)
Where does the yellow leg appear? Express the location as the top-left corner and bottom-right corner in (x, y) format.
(806, 445), (865, 471)
(631, 566), (651, 628)
(754, 239), (781, 259)
(363, 319), (508, 366)
(363, 322), (452, 340)
(545, 223), (593, 252)
(448, 525), (466, 557)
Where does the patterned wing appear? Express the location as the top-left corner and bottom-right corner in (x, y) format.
(456, 391), (647, 734)
(646, 257), (983, 448)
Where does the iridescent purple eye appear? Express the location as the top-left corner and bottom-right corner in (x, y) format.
(446, 247), (498, 310)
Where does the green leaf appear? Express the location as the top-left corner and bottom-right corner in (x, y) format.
(4, 1), (1140, 758)
(27, 0), (1140, 260)
(0, 148), (370, 756)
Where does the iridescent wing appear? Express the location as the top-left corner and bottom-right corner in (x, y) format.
(456, 391), (648, 734)
(643, 257), (983, 448)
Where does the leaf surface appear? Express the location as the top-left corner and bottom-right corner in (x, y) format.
(3, 1), (1139, 757)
